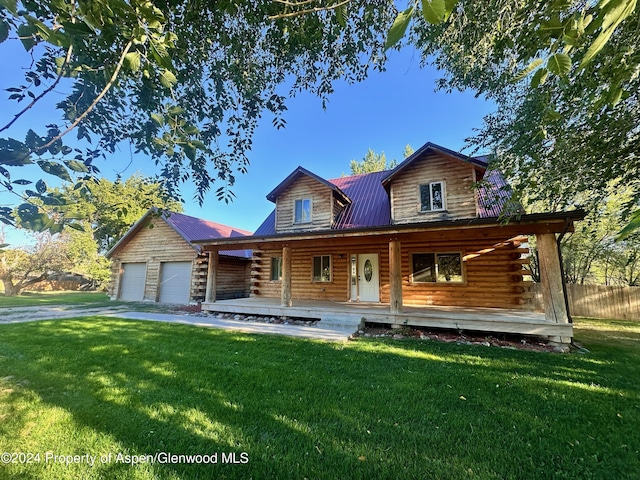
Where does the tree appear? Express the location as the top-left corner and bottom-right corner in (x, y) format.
(349, 144), (412, 174)
(400, 0), (639, 230)
(0, 0), (397, 230)
(51, 174), (182, 252)
(0, 232), (72, 296)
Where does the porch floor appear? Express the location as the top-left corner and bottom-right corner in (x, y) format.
(201, 298), (573, 339)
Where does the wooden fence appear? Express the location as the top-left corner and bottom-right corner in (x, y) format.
(531, 284), (640, 320)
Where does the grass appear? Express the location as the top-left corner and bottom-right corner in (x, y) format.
(0, 317), (638, 479)
(0, 291), (110, 308)
(0, 290), (179, 313)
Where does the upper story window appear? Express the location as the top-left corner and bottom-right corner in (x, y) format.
(420, 182), (445, 212)
(294, 198), (312, 223)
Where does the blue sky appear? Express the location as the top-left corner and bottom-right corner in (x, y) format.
(0, 40), (495, 246)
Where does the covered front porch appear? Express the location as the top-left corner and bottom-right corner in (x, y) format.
(201, 297), (573, 339)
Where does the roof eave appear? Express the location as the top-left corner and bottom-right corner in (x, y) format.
(192, 210), (587, 249)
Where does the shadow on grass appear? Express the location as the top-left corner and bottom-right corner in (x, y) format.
(0, 317), (639, 479)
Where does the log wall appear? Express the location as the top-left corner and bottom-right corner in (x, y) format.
(109, 220), (195, 301)
(109, 220), (250, 303)
(391, 152), (478, 223)
(275, 176), (335, 233)
(250, 235), (531, 309)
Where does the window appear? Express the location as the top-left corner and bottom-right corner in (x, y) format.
(411, 253), (463, 283)
(313, 255), (331, 282)
(270, 256), (282, 281)
(294, 198), (312, 223)
(420, 182), (445, 212)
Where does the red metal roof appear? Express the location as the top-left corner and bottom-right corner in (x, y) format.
(252, 166), (512, 236)
(163, 211), (252, 258)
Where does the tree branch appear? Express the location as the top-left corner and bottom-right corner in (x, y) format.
(0, 44), (74, 134)
(36, 39), (134, 153)
(268, 0), (353, 20)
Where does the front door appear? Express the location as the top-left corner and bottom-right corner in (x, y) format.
(358, 253), (380, 302)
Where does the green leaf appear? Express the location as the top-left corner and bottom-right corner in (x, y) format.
(0, 0), (18, 16)
(17, 23), (37, 51)
(37, 160), (72, 182)
(12, 179), (32, 185)
(422, 0), (446, 24)
(124, 51), (142, 72)
(546, 53), (572, 76)
(36, 179), (47, 194)
(65, 159), (90, 173)
(66, 222), (85, 232)
(530, 67), (549, 87)
(0, 20), (9, 44)
(336, 4), (347, 28)
(150, 113), (165, 126)
(385, 6), (414, 51)
(580, 0), (636, 68)
(0, 138), (32, 166)
(159, 68), (177, 88)
(616, 209), (640, 241)
(513, 58), (544, 82)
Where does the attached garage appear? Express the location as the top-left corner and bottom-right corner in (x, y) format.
(119, 263), (147, 301)
(158, 261), (192, 304)
(107, 209), (252, 304)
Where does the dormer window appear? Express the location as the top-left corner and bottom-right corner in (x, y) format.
(420, 182), (445, 212)
(294, 198), (312, 223)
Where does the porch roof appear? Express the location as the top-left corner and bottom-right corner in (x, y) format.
(193, 210), (586, 251)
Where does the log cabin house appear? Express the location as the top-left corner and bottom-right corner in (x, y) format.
(107, 209), (251, 304)
(194, 142), (585, 342)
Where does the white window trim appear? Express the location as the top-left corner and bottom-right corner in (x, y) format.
(419, 181), (446, 212)
(294, 198), (312, 224)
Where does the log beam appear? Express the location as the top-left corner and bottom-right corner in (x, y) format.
(281, 245), (292, 307)
(205, 251), (218, 303)
(537, 233), (570, 342)
(389, 240), (403, 315)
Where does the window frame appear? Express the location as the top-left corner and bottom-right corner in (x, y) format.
(410, 252), (464, 284)
(270, 256), (283, 282)
(419, 181), (446, 212)
(312, 255), (332, 282)
(294, 198), (312, 224)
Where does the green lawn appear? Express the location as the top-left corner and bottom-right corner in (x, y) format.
(0, 317), (638, 479)
(0, 291), (110, 308)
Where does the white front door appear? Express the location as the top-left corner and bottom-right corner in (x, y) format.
(358, 254), (379, 302)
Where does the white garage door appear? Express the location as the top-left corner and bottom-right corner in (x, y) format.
(158, 261), (192, 304)
(119, 263), (147, 301)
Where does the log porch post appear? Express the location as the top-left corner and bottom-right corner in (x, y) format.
(537, 233), (570, 342)
(281, 245), (292, 307)
(389, 240), (403, 315)
(205, 251), (218, 303)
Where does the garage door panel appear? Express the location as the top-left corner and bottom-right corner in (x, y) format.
(159, 261), (192, 304)
(119, 263), (147, 301)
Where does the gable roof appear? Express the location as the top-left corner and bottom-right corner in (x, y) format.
(107, 209), (252, 259)
(381, 141), (488, 187)
(266, 166), (351, 205)
(253, 165), (513, 237)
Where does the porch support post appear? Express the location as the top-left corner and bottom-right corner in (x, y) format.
(389, 240), (403, 315)
(537, 233), (570, 342)
(281, 245), (292, 307)
(205, 251), (218, 303)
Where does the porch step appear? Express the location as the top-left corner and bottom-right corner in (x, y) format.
(319, 313), (364, 331)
